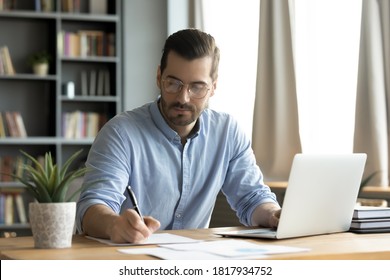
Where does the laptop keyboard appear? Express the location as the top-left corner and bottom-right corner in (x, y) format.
(236, 228), (275, 234)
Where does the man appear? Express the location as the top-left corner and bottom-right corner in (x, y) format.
(76, 29), (281, 244)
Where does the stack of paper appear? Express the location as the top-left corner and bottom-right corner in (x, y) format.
(87, 233), (309, 259)
(113, 234), (309, 260)
(350, 206), (390, 233)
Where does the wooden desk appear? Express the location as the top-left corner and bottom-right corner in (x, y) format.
(1, 227), (390, 260)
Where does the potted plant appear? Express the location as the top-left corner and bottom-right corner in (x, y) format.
(9, 149), (87, 249)
(28, 50), (51, 76)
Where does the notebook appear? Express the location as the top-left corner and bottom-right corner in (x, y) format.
(217, 153), (367, 239)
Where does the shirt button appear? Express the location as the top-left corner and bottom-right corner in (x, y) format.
(175, 213), (182, 219)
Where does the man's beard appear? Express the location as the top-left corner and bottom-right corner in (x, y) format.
(160, 97), (207, 127)
(161, 100), (196, 126)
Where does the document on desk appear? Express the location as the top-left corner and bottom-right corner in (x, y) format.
(86, 233), (201, 246)
(118, 239), (310, 260)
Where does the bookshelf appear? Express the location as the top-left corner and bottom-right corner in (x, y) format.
(0, 0), (122, 236)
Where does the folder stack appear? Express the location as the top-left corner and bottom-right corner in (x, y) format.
(350, 206), (390, 233)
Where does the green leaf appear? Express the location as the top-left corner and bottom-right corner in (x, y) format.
(51, 168), (88, 202)
(3, 149), (106, 203)
(20, 150), (45, 176)
(6, 172), (52, 203)
(47, 165), (59, 196)
(60, 149), (83, 180)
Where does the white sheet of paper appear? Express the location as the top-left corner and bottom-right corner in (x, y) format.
(160, 239), (310, 258)
(117, 247), (242, 260)
(118, 239), (310, 259)
(86, 233), (201, 246)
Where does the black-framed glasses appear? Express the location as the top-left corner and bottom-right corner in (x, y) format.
(161, 78), (210, 99)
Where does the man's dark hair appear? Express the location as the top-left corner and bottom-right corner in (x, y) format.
(160, 29), (220, 81)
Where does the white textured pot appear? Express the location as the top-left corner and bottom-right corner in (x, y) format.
(29, 202), (76, 249)
(32, 63), (49, 76)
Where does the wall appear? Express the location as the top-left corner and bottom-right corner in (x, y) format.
(122, 0), (168, 111)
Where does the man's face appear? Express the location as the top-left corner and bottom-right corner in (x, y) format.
(156, 51), (216, 132)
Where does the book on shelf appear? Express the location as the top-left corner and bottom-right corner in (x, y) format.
(59, 30), (116, 58)
(80, 69), (110, 97)
(0, 155), (31, 182)
(62, 111), (105, 139)
(35, 0), (41, 11)
(40, 0), (54, 12)
(89, 0), (107, 14)
(0, 111), (27, 138)
(14, 193), (27, 224)
(33, 0), (57, 12)
(62, 0), (81, 13)
(0, 54), (4, 75)
(0, 156), (13, 182)
(0, 194), (4, 224)
(0, 0), (16, 11)
(61, 31), (80, 57)
(0, 190), (19, 225)
(0, 46), (16, 75)
(89, 70), (97, 96)
(0, 191), (28, 225)
(97, 69), (104, 96)
(4, 111), (18, 137)
(107, 33), (116, 56)
(81, 70), (88, 96)
(104, 69), (110, 95)
(0, 113), (6, 138)
(4, 193), (13, 225)
(13, 112), (27, 137)
(79, 30), (105, 57)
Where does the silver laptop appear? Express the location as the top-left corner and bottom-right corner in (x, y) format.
(218, 153), (367, 239)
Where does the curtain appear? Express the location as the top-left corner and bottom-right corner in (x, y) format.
(167, 0), (203, 34)
(354, 0), (390, 186)
(252, 0), (302, 181)
(189, 0), (204, 28)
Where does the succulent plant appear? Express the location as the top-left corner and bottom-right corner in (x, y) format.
(10, 149), (87, 203)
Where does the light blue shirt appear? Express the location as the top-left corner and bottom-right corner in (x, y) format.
(76, 99), (278, 232)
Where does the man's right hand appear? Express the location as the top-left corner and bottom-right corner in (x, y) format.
(82, 204), (161, 244)
(108, 209), (161, 243)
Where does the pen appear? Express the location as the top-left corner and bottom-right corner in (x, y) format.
(127, 186), (144, 222)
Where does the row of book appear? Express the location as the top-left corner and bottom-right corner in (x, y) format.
(0, 191), (28, 225)
(62, 0), (108, 14)
(61, 0), (81, 12)
(0, 155), (32, 182)
(0, 0), (16, 11)
(82, 69), (110, 96)
(0, 46), (16, 75)
(0, 0), (107, 14)
(34, 0), (54, 12)
(0, 0), (79, 12)
(63, 69), (110, 98)
(350, 206), (390, 233)
(62, 111), (107, 139)
(58, 30), (115, 58)
(0, 111), (27, 138)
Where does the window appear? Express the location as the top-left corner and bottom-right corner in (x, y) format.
(295, 0), (362, 153)
(202, 0), (260, 137)
(202, 0), (362, 153)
